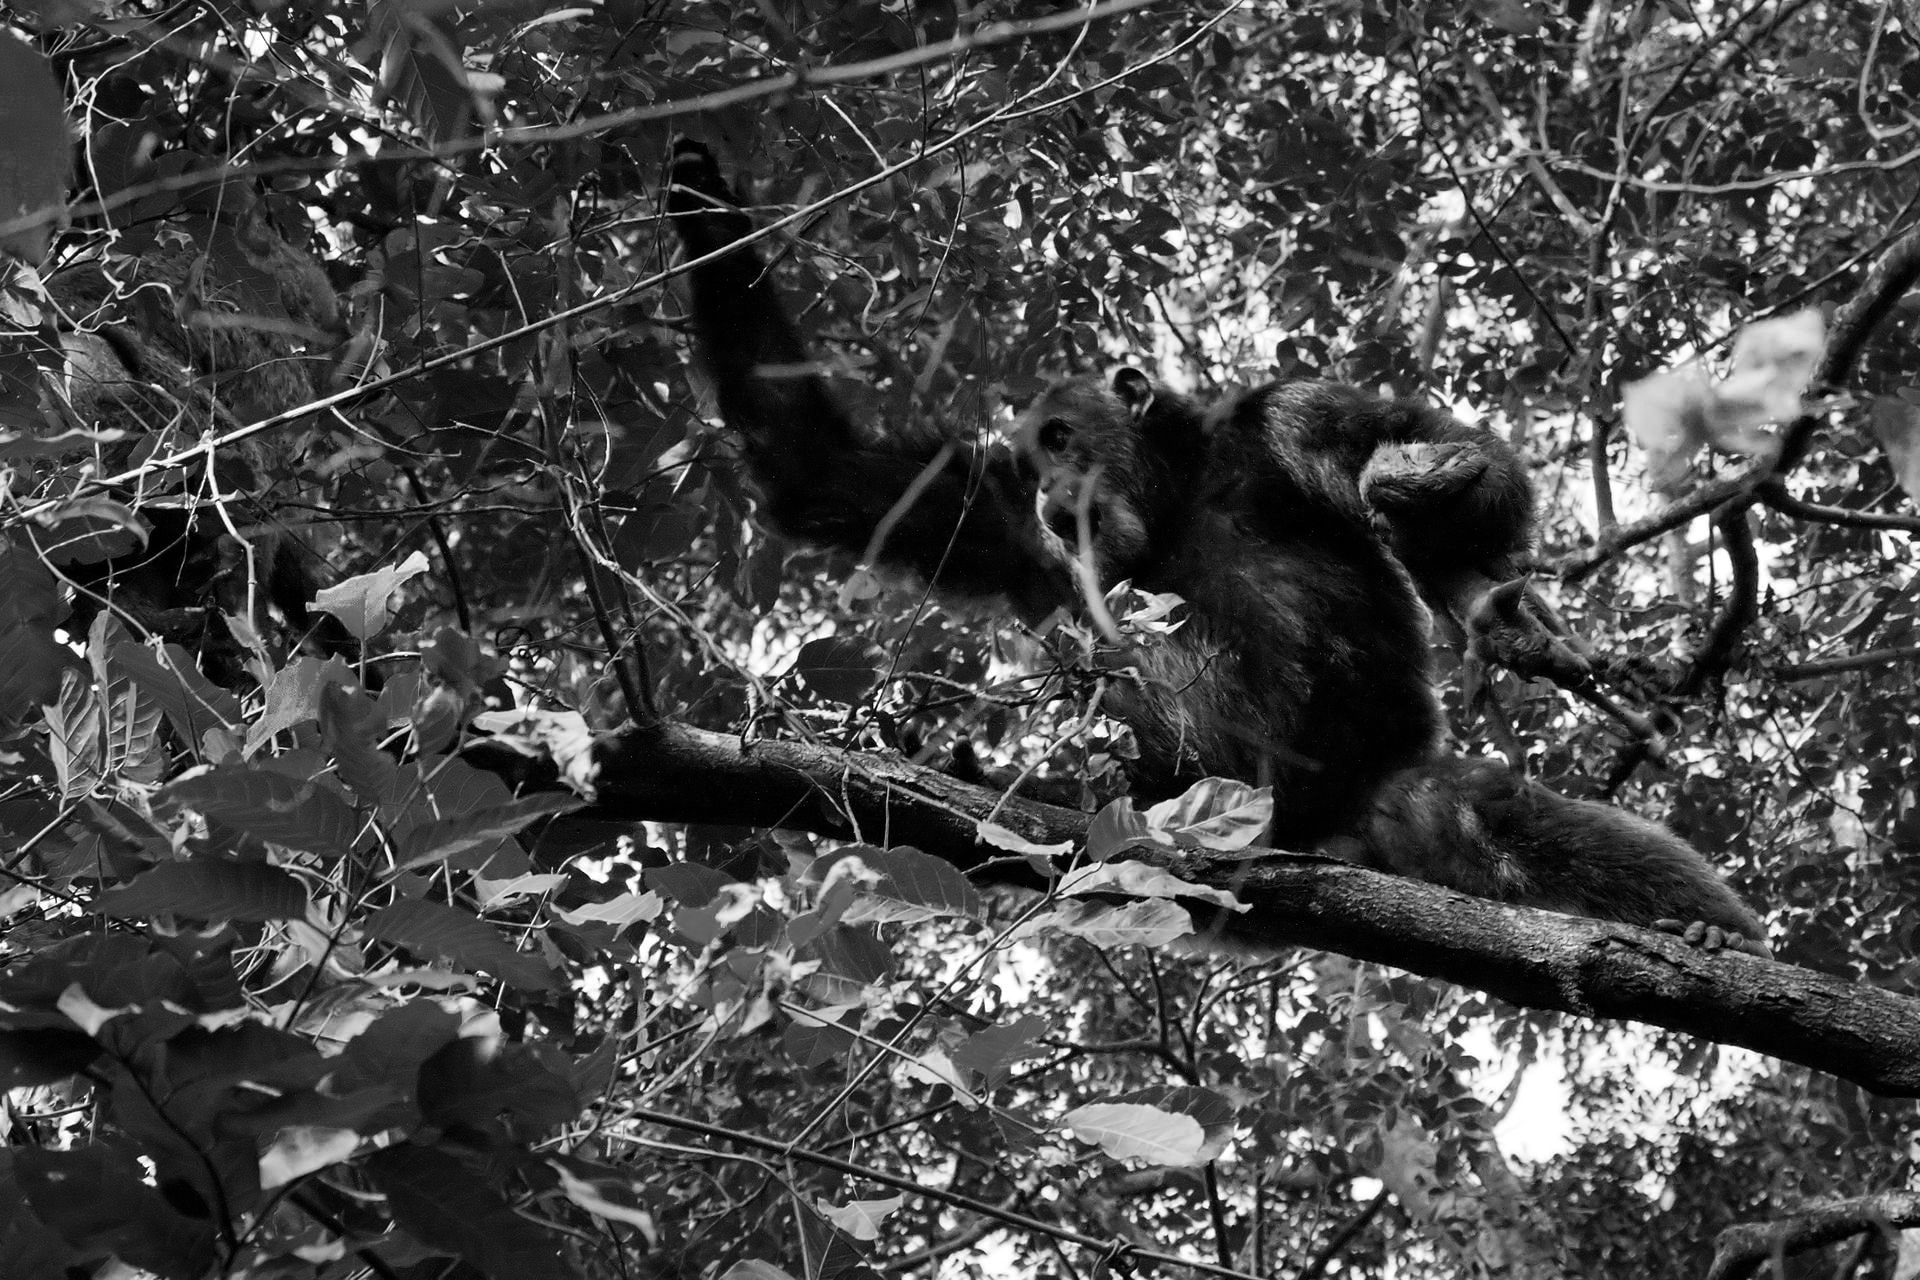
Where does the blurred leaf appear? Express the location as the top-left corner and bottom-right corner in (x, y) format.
(1870, 393), (1920, 502)
(0, 34), (68, 263)
(257, 1126), (360, 1189)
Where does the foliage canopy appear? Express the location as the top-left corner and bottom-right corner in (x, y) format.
(4, 2), (1920, 1278)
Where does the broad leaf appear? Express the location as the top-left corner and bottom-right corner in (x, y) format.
(1012, 899), (1195, 948)
(162, 766), (360, 859)
(793, 635), (887, 703)
(1064, 1102), (1208, 1167)
(364, 899), (560, 992)
(312, 549), (431, 642)
(367, 1145), (577, 1280)
(1143, 778), (1273, 851)
(94, 860), (307, 923)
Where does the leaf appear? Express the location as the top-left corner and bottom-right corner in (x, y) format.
(793, 635), (887, 703)
(722, 1263), (800, 1280)
(258, 1126), (360, 1188)
(1870, 394), (1920, 501)
(367, 1145), (578, 1280)
(245, 655), (358, 754)
(0, 33), (69, 263)
(781, 1004), (858, 1067)
(898, 1046), (972, 1095)
(473, 872), (568, 909)
(551, 1157), (658, 1241)
(0, 626), (71, 723)
(110, 642), (241, 745)
(419, 1038), (580, 1140)
(15, 1145), (217, 1278)
(1064, 1102), (1208, 1167)
(819, 1194), (905, 1242)
(162, 766), (360, 858)
(312, 549), (431, 642)
(951, 1013), (1049, 1087)
(1110, 1085), (1238, 1164)
(364, 0), (478, 148)
(833, 845), (982, 924)
(0, 1028), (99, 1088)
(1708, 309), (1825, 452)
(41, 667), (102, 800)
(1058, 860), (1247, 912)
(1143, 778), (1273, 850)
(331, 1000), (460, 1094)
(91, 621), (167, 786)
(396, 793), (579, 870)
(32, 497), (147, 566)
(94, 860), (307, 922)
(976, 820), (1073, 857)
(644, 862), (734, 913)
(1011, 899), (1195, 948)
(1085, 797), (1153, 861)
(319, 682), (400, 802)
(0, 536), (72, 721)
(1622, 367), (1712, 492)
(550, 891), (660, 927)
(792, 923), (896, 1000)
(364, 898), (560, 992)
(472, 707), (598, 793)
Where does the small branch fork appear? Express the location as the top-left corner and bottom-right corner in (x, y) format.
(1562, 224), (1920, 586)
(1547, 224), (1920, 716)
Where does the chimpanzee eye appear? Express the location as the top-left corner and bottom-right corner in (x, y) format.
(1038, 418), (1073, 454)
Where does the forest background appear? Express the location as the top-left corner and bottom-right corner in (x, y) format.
(4, 0), (1920, 1277)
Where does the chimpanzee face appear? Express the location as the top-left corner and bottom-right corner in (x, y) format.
(1015, 373), (1157, 580)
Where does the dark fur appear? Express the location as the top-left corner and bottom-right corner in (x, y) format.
(665, 142), (1765, 951)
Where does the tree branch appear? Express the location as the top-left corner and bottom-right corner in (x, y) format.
(515, 720), (1920, 1097)
(1673, 503), (1759, 696)
(1707, 1190), (1920, 1280)
(1778, 645), (1920, 681)
(1756, 479), (1920, 534)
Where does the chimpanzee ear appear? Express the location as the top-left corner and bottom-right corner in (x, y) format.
(1112, 368), (1155, 422)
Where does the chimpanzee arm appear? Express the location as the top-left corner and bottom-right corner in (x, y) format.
(1355, 415), (1591, 684)
(666, 142), (1073, 621)
(1221, 381), (1584, 683)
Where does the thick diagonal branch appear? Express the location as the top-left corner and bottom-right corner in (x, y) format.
(522, 720), (1920, 1097)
